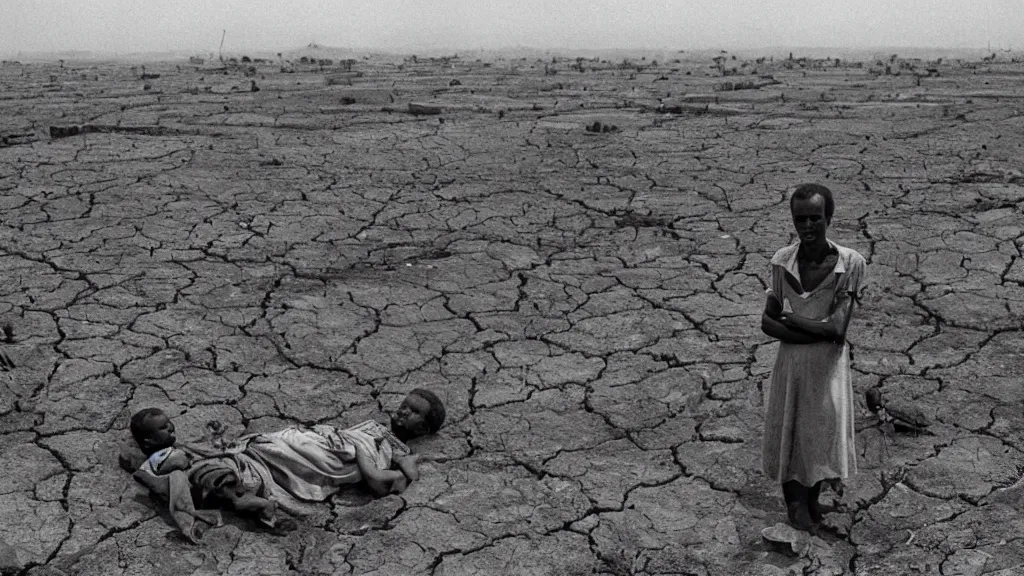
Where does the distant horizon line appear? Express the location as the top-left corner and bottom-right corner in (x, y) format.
(2, 43), (1014, 62)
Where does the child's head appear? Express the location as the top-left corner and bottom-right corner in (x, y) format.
(790, 183), (834, 243)
(390, 389), (446, 441)
(130, 408), (177, 456)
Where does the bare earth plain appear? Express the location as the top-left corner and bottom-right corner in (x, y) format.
(2, 52), (1024, 575)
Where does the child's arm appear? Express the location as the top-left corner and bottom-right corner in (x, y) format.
(353, 442), (408, 496)
(394, 454), (420, 482)
(154, 449), (193, 474)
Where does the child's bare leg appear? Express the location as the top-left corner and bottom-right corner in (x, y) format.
(221, 489), (296, 532)
(226, 491), (274, 518)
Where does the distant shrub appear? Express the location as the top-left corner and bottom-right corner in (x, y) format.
(586, 121), (618, 133)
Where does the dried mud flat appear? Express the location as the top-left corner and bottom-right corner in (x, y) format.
(1, 52), (1024, 575)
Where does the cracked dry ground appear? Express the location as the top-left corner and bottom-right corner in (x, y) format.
(1, 55), (1024, 575)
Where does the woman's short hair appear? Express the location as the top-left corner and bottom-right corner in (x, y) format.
(790, 183), (835, 222)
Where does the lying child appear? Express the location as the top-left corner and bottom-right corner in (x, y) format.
(129, 410), (294, 537)
(123, 388), (446, 542)
(130, 435), (224, 543)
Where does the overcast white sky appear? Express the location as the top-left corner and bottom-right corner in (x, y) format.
(3, 0), (1021, 55)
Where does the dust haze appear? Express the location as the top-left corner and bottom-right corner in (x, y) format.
(3, 0), (1022, 56)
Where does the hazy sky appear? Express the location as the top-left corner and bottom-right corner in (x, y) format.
(3, 0), (1021, 55)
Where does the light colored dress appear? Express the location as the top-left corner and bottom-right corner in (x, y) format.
(762, 239), (866, 487)
(186, 421), (409, 515)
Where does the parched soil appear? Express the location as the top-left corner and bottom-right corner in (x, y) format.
(2, 52), (1024, 575)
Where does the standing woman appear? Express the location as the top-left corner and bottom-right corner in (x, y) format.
(760, 183), (867, 530)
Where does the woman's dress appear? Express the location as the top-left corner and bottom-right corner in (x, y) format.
(762, 240), (866, 486)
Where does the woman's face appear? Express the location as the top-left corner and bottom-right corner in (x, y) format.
(791, 194), (829, 244)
